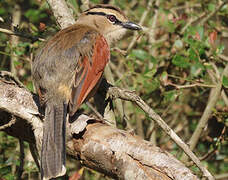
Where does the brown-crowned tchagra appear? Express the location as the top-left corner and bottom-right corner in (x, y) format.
(32, 4), (141, 180)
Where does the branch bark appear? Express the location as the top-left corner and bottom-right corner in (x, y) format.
(46, 0), (75, 28)
(104, 82), (214, 180)
(10, 4), (21, 76)
(0, 72), (198, 180)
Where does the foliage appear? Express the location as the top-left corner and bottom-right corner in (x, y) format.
(0, 0), (228, 179)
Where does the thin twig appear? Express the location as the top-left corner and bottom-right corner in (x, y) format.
(0, 71), (25, 88)
(214, 173), (228, 180)
(107, 86), (214, 180)
(218, 54), (228, 62)
(180, 12), (206, 35)
(0, 28), (45, 42)
(103, 66), (117, 125)
(81, 0), (90, 11)
(181, 63), (228, 162)
(186, 126), (226, 167)
(169, 82), (216, 89)
(29, 143), (40, 171)
(181, 0), (227, 35)
(200, 1), (227, 25)
(148, 0), (160, 45)
(221, 90), (228, 106)
(10, 4), (21, 76)
(202, 126), (226, 160)
(86, 102), (104, 120)
(0, 116), (17, 130)
(110, 47), (127, 55)
(171, 4), (201, 11)
(167, 74), (210, 85)
(17, 139), (24, 180)
(0, 50), (30, 62)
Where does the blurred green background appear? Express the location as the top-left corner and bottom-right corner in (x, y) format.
(0, 0), (228, 179)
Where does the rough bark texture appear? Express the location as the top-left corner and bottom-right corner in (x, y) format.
(0, 72), (199, 179)
(47, 0), (75, 28)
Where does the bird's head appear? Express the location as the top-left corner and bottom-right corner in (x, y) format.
(76, 4), (141, 45)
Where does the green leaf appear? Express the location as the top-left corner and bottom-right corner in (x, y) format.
(90, 0), (100, 3)
(164, 90), (177, 102)
(196, 26), (204, 40)
(67, 0), (77, 8)
(217, 45), (225, 54)
(185, 26), (196, 36)
(14, 49), (24, 56)
(144, 69), (157, 78)
(208, 3), (216, 12)
(13, 60), (21, 66)
(18, 42), (30, 47)
(185, 26), (204, 41)
(25, 9), (47, 23)
(0, 8), (6, 15)
(161, 71), (168, 81)
(188, 48), (198, 62)
(164, 21), (175, 33)
(144, 79), (160, 92)
(172, 55), (190, 68)
(26, 81), (34, 91)
(222, 76), (228, 88)
(190, 62), (205, 77)
(0, 166), (11, 176)
(130, 49), (149, 61)
(149, 56), (157, 64)
(198, 46), (206, 56)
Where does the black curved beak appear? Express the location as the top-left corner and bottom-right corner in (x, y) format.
(121, 21), (142, 31)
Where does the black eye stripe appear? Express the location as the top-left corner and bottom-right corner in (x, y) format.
(86, 12), (106, 16)
(86, 12), (122, 25)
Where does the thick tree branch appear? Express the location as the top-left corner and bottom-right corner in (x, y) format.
(0, 72), (198, 180)
(46, 0), (75, 28)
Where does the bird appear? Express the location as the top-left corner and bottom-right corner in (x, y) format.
(32, 4), (141, 180)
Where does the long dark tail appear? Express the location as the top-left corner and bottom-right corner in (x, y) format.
(41, 100), (67, 180)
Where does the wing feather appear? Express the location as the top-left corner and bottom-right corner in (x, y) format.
(69, 35), (110, 115)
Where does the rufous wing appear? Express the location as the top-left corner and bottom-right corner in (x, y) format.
(69, 35), (110, 116)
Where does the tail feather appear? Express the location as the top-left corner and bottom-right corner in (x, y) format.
(41, 100), (67, 180)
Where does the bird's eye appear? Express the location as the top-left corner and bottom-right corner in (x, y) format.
(107, 15), (117, 23)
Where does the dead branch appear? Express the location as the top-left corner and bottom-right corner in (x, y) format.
(46, 0), (75, 28)
(0, 72), (198, 180)
(10, 4), (21, 76)
(0, 28), (45, 42)
(104, 82), (214, 180)
(181, 63), (228, 161)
